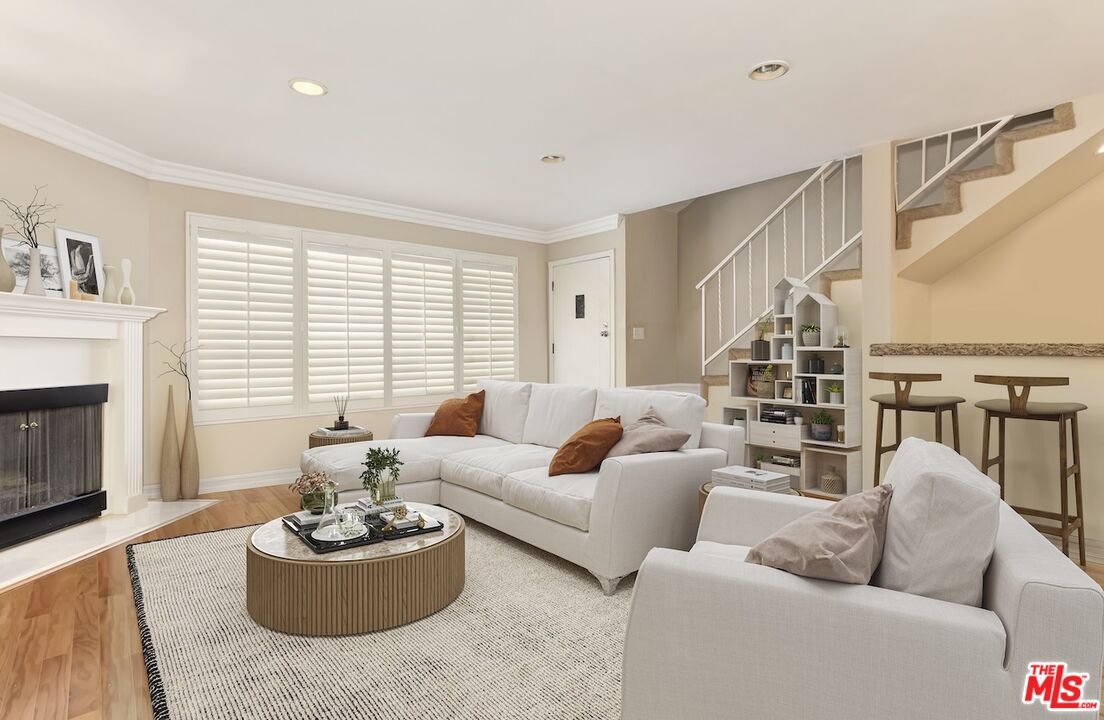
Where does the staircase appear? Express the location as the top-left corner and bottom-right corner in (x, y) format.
(696, 157), (862, 375)
(895, 103), (1075, 249)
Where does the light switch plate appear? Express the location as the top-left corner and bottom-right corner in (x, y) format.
(632, 326), (645, 340)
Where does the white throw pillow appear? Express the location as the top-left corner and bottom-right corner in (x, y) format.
(521, 384), (598, 448)
(476, 379), (532, 444)
(593, 388), (705, 449)
(873, 437), (1001, 606)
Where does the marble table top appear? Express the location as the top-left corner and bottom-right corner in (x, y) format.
(249, 501), (462, 563)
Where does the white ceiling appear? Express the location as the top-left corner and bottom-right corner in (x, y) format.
(2, 1), (1103, 237)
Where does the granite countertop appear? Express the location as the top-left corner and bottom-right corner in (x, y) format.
(870, 343), (1104, 357)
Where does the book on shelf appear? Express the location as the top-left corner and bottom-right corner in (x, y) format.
(315, 425), (367, 436)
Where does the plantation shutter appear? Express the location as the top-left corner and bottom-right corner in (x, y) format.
(193, 230), (295, 413)
(390, 252), (455, 398)
(305, 243), (385, 403)
(461, 259), (517, 389)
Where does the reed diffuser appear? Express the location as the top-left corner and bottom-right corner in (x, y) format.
(332, 394), (350, 430)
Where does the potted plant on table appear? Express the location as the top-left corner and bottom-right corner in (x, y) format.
(810, 410), (835, 441)
(291, 471), (334, 514)
(751, 312), (773, 361)
(800, 323), (821, 347)
(827, 383), (843, 404)
(361, 447), (403, 504)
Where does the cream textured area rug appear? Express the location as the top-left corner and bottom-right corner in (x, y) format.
(127, 522), (633, 720)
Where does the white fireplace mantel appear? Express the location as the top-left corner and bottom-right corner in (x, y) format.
(0, 293), (165, 515)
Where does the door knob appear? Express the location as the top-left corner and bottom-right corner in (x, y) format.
(600, 330), (609, 337)
(29, 421), (39, 429)
(19, 423), (28, 431)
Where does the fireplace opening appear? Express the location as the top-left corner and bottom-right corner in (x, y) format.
(0, 384), (108, 550)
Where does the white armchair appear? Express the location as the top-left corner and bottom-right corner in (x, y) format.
(622, 487), (1104, 720)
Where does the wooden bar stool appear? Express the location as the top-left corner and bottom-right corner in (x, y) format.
(976, 375), (1087, 565)
(870, 372), (965, 484)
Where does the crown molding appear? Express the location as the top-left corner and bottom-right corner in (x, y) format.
(0, 92), (619, 244)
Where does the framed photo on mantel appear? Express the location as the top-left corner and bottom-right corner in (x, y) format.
(56, 228), (106, 302)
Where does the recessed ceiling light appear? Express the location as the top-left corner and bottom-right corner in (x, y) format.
(1097, 142), (1104, 155)
(289, 78), (328, 97)
(541, 155), (566, 164)
(748, 61), (790, 81)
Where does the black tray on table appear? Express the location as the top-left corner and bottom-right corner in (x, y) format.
(286, 514), (444, 555)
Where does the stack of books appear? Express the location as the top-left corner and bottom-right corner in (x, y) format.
(315, 424), (367, 437)
(354, 498), (389, 519)
(282, 509), (322, 534)
(712, 466), (791, 493)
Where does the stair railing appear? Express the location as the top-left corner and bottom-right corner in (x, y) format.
(895, 116), (1012, 211)
(696, 157), (862, 374)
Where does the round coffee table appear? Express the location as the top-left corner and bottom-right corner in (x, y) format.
(246, 502), (464, 635)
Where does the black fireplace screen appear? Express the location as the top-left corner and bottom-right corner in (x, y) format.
(0, 384), (107, 529)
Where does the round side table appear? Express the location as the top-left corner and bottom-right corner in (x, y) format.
(698, 482), (801, 517)
(309, 429), (373, 448)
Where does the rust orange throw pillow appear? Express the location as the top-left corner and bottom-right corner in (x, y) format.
(425, 390), (486, 437)
(548, 417), (623, 476)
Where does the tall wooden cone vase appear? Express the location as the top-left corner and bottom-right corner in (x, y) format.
(160, 387), (181, 501)
(180, 396), (200, 499)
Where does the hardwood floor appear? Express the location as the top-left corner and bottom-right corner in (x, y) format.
(2, 483), (1104, 719)
(0, 485), (298, 720)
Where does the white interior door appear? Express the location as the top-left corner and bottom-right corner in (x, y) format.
(550, 254), (613, 387)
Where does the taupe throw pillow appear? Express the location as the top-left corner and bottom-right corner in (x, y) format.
(745, 485), (894, 584)
(606, 407), (691, 458)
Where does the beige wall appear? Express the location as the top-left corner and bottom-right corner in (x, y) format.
(624, 209), (679, 386)
(675, 171), (811, 380)
(0, 124), (549, 488)
(927, 170), (1104, 342)
(547, 221), (628, 386)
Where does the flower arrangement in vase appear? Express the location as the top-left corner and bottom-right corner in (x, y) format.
(290, 471), (334, 514)
(360, 447), (403, 504)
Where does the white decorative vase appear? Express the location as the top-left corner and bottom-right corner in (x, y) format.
(829, 391), (843, 404)
(24, 247), (46, 296)
(102, 265), (121, 304)
(118, 257), (135, 305)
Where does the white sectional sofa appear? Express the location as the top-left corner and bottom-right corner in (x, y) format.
(300, 379), (744, 593)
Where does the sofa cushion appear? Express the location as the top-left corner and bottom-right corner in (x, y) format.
(594, 388), (705, 449)
(745, 485), (894, 585)
(476, 379), (532, 444)
(426, 390), (485, 437)
(691, 541), (752, 562)
(873, 437), (1000, 606)
(607, 407), (691, 457)
(300, 435), (509, 492)
(502, 466), (598, 531)
(549, 417), (623, 476)
(521, 383), (598, 448)
(440, 444), (557, 500)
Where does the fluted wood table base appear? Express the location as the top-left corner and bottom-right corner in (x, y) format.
(246, 509), (465, 635)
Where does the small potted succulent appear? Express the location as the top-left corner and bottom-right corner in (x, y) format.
(360, 447), (403, 504)
(290, 471), (334, 514)
(810, 410), (835, 441)
(800, 323), (821, 348)
(751, 312), (773, 361)
(827, 383), (843, 404)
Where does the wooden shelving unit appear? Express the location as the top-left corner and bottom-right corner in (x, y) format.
(728, 277), (862, 497)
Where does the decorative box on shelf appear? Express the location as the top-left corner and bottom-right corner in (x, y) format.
(309, 426), (373, 448)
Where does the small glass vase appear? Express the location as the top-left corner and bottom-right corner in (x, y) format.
(372, 474), (397, 504)
(300, 488), (332, 515)
(313, 484), (344, 541)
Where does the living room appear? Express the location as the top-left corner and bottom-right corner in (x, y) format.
(2, 2), (1104, 719)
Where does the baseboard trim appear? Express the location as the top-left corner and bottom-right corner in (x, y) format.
(143, 467), (298, 499)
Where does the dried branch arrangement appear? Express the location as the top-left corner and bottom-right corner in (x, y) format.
(154, 339), (196, 400)
(1, 186), (60, 248)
